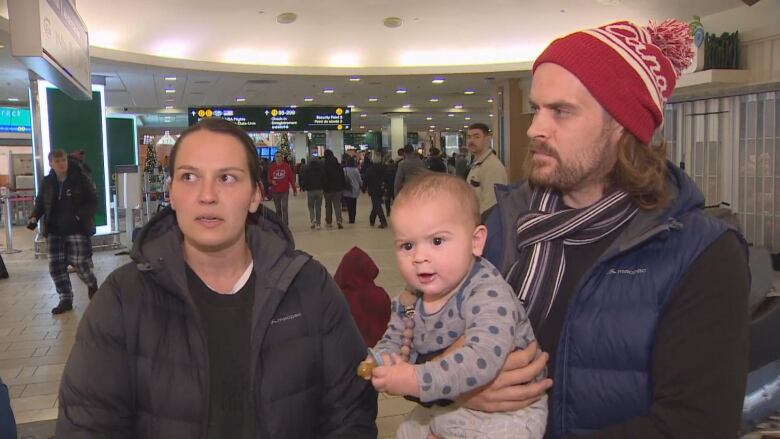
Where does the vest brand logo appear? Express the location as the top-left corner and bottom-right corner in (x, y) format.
(607, 268), (647, 275)
(271, 312), (302, 325)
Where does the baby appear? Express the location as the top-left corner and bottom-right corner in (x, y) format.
(362, 172), (547, 439)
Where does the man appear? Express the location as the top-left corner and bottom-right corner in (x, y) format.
(478, 20), (749, 438)
(295, 158), (306, 188)
(454, 148), (469, 180)
(56, 117), (377, 438)
(393, 144), (425, 196)
(29, 149), (99, 314)
(466, 123), (507, 214)
(268, 151), (297, 225)
(322, 149), (345, 229)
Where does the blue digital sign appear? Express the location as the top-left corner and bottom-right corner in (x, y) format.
(0, 107), (32, 133)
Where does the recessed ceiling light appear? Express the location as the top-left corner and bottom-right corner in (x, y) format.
(165, 105), (174, 110)
(447, 114), (454, 117)
(464, 125), (469, 128)
(402, 104), (411, 109)
(368, 129), (373, 133)
(236, 97), (246, 102)
(360, 113), (367, 117)
(368, 97), (379, 102)
(291, 105), (298, 108)
(426, 116), (433, 121)
(465, 116), (471, 121)
(323, 88), (335, 94)
(7, 98), (19, 102)
(595, 0), (621, 5)
(359, 125), (366, 129)
(164, 89), (176, 94)
(432, 78), (445, 84)
(430, 125), (436, 128)
(445, 127), (451, 131)
(463, 89), (476, 95)
(489, 113), (494, 117)
(347, 103), (355, 108)
(164, 76), (177, 81)
(429, 97), (439, 102)
(383, 17), (403, 28)
(396, 88), (407, 94)
(349, 76), (361, 82)
(487, 98), (494, 103)
(304, 96), (314, 102)
(454, 104), (463, 109)
(277, 12), (298, 24)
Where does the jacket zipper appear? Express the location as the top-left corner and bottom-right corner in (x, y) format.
(557, 218), (682, 435)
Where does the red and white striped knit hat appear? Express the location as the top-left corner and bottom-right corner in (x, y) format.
(533, 20), (694, 144)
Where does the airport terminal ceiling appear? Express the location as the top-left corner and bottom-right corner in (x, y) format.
(0, 0), (753, 130)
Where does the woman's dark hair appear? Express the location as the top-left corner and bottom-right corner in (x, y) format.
(169, 118), (261, 187)
(345, 156), (357, 167)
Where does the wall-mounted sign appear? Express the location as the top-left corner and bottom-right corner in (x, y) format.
(0, 107), (32, 133)
(188, 106), (351, 131)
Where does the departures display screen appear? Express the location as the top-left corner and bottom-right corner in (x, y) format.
(188, 106), (351, 131)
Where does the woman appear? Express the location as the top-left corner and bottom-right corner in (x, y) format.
(56, 118), (377, 438)
(301, 158), (325, 229)
(342, 156), (362, 224)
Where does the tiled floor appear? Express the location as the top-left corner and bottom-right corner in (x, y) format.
(0, 195), (412, 437)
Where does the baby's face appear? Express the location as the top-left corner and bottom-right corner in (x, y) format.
(391, 196), (486, 301)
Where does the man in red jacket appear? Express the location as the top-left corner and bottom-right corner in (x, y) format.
(268, 152), (297, 225)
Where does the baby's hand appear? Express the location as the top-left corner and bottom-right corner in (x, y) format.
(371, 353), (419, 397)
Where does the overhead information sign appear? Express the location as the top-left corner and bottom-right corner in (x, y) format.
(8, 0), (91, 100)
(188, 106), (351, 131)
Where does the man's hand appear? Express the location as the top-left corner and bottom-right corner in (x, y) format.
(371, 353), (419, 397)
(458, 341), (553, 412)
(26, 217), (38, 231)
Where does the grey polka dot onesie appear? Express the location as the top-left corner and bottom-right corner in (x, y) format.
(374, 257), (548, 439)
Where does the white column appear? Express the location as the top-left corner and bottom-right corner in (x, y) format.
(389, 114), (407, 153)
(291, 132), (308, 159)
(326, 131), (344, 157)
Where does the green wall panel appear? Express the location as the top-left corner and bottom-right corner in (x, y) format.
(107, 117), (137, 170)
(46, 88), (107, 227)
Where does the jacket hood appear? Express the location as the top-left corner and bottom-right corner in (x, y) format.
(333, 246), (379, 288)
(130, 205), (298, 299)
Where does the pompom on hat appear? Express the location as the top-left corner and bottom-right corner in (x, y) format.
(533, 20), (694, 144)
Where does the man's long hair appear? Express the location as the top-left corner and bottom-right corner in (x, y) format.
(607, 131), (669, 210)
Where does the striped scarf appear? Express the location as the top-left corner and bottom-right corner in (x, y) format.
(506, 188), (638, 329)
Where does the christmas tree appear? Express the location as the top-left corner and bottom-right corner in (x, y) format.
(144, 144), (157, 174)
(278, 133), (291, 160)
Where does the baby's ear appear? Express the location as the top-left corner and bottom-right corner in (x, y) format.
(472, 224), (488, 257)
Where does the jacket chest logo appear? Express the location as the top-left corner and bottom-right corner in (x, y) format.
(606, 268), (647, 276)
(271, 312), (302, 325)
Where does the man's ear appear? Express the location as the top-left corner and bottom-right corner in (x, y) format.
(472, 224), (488, 257)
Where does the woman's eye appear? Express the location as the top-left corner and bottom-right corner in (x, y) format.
(401, 242), (413, 251)
(432, 237), (443, 246)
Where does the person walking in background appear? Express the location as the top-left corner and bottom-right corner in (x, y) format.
(296, 158), (307, 188)
(260, 158), (271, 201)
(362, 153), (388, 228)
(394, 144), (425, 197)
(28, 149), (99, 314)
(302, 158), (325, 229)
(426, 147), (447, 173)
(0, 376), (16, 439)
(268, 151), (297, 225)
(383, 155), (397, 216)
(322, 149), (345, 229)
(343, 156), (363, 224)
(466, 123), (507, 214)
(454, 148), (469, 180)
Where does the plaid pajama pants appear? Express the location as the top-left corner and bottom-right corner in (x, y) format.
(47, 234), (98, 301)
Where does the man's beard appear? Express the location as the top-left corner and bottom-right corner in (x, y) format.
(526, 129), (615, 192)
